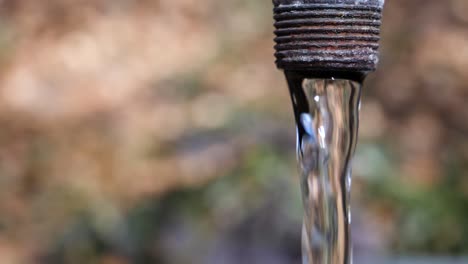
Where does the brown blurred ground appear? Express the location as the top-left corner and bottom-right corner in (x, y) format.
(0, 0), (467, 263)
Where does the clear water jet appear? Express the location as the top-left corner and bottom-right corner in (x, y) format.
(272, 0), (385, 263)
(287, 73), (361, 263)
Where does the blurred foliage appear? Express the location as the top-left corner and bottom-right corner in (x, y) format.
(0, 0), (467, 263)
(41, 147), (301, 263)
(360, 142), (468, 254)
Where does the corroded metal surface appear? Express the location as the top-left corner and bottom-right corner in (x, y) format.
(273, 0), (384, 74)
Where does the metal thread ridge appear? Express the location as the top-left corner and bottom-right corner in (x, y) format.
(273, 3), (383, 72)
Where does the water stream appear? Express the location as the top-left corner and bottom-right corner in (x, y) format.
(286, 72), (362, 264)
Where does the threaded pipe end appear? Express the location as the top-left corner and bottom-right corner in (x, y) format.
(273, 1), (384, 73)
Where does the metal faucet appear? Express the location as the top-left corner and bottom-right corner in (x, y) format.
(273, 0), (385, 82)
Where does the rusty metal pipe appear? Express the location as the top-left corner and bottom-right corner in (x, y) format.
(273, 0), (385, 81)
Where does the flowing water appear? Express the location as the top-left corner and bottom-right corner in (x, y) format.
(285, 72), (362, 264)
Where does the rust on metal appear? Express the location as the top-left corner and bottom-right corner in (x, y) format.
(273, 0), (385, 75)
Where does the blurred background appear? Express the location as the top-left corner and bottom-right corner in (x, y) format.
(0, 0), (467, 263)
